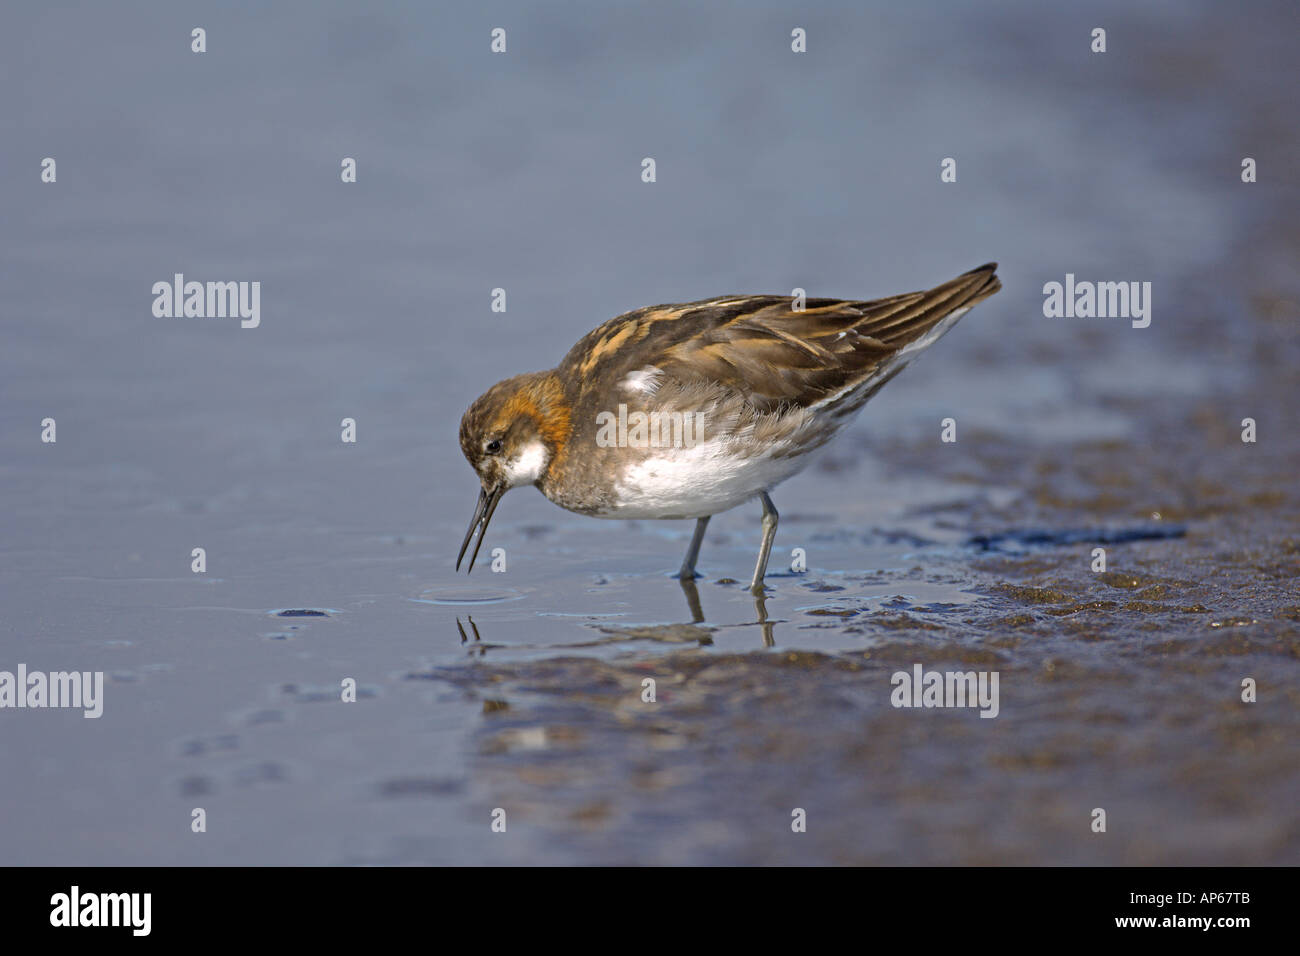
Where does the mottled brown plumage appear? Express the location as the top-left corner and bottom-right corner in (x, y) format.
(456, 263), (1002, 590)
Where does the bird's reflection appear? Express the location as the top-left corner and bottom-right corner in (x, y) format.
(678, 575), (706, 623)
(456, 615), (490, 657)
(753, 590), (775, 647)
(678, 576), (776, 647)
(454, 581), (778, 653)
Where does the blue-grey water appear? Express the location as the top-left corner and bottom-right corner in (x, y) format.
(2, 0), (1297, 865)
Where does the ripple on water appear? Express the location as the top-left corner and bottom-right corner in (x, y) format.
(411, 586), (525, 606)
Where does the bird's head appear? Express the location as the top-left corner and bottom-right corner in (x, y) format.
(456, 371), (570, 571)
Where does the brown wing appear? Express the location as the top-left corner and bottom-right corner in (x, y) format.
(559, 264), (1000, 413)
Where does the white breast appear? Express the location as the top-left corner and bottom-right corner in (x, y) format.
(608, 435), (811, 519)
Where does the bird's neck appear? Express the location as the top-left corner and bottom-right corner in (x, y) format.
(506, 371), (572, 480)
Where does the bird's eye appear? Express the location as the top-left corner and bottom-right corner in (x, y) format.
(485, 439), (503, 454)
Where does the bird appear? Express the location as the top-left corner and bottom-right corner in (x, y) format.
(457, 263), (1001, 594)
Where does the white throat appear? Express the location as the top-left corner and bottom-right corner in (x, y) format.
(504, 441), (550, 487)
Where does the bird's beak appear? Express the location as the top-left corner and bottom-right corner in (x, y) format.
(456, 484), (504, 573)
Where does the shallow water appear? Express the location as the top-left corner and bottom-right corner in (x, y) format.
(1, 0), (1297, 865)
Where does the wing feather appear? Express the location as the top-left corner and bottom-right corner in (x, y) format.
(558, 264), (1001, 413)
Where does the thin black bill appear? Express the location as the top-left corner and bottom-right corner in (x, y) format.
(455, 485), (503, 573)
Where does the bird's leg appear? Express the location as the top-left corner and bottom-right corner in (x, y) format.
(748, 492), (779, 595)
(677, 516), (710, 579)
